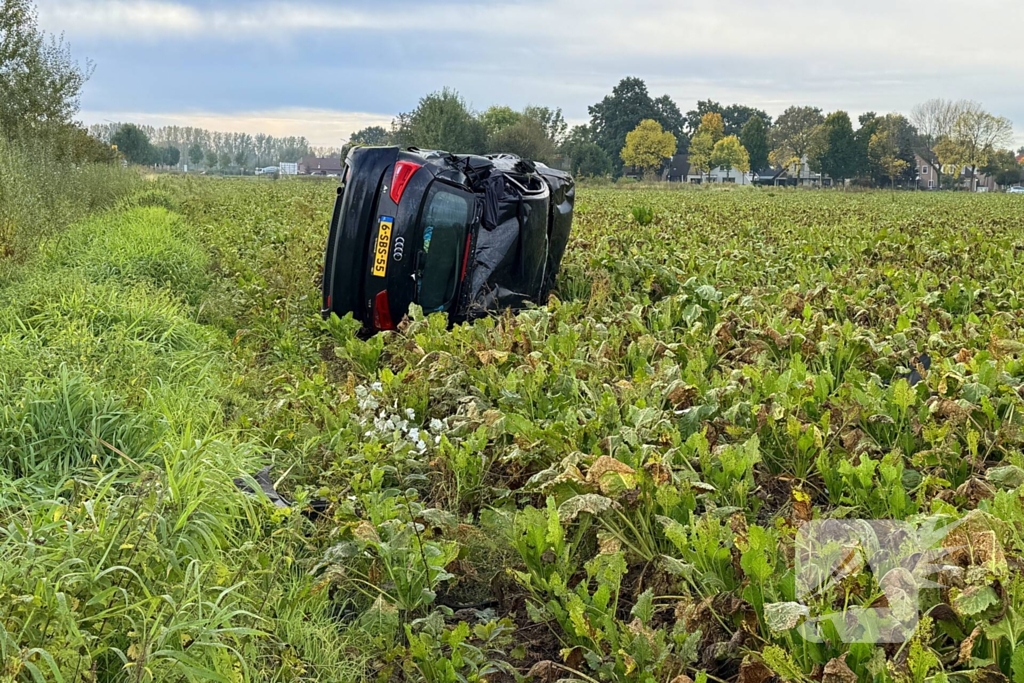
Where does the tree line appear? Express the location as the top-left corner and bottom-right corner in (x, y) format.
(348, 78), (1021, 189)
(7, 0), (1018, 191)
(87, 122), (318, 172)
(2, 0), (317, 182)
(339, 89), (572, 173)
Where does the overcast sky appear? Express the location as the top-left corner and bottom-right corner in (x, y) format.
(38, 0), (1024, 147)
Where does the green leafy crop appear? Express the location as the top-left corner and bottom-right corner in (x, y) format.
(3, 178), (1024, 681)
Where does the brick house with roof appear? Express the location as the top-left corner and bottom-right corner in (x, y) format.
(298, 155), (343, 175)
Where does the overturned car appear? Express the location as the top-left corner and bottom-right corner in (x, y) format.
(321, 146), (575, 332)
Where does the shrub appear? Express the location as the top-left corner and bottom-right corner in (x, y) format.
(0, 134), (139, 265)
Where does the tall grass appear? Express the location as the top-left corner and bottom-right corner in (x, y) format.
(0, 134), (140, 269)
(0, 196), (366, 681)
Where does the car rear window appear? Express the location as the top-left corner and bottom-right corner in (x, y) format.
(417, 186), (472, 312)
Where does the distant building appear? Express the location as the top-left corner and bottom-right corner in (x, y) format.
(664, 154), (691, 182)
(914, 154), (1000, 191)
(914, 156), (939, 190)
(779, 157), (831, 187)
(753, 168), (789, 186)
(662, 154), (757, 185)
(298, 155), (343, 175)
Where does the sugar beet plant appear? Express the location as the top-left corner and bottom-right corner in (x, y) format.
(3, 176), (1024, 682)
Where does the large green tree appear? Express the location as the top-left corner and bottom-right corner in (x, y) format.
(722, 104), (772, 135)
(940, 104), (1014, 191)
(864, 113), (917, 187)
(853, 112), (880, 180)
(187, 143), (203, 169)
(710, 135), (750, 180)
(740, 115), (770, 172)
(394, 88), (486, 154)
(161, 145), (180, 167)
(587, 77), (683, 175)
(479, 106), (522, 136)
(688, 133), (714, 181)
(981, 149), (1023, 187)
(560, 124), (594, 157)
(652, 95), (686, 143)
(568, 142), (612, 178)
(869, 118), (909, 189)
(0, 0), (91, 136)
(522, 105), (568, 146)
(561, 124), (612, 177)
(620, 119), (677, 178)
(769, 106), (825, 181)
(685, 100), (772, 138)
(480, 105), (567, 159)
(860, 113), (917, 188)
(488, 116), (555, 163)
(808, 111), (858, 185)
(111, 123), (155, 165)
(349, 125), (389, 146)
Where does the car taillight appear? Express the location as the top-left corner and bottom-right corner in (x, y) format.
(390, 161), (421, 204)
(372, 290), (395, 330)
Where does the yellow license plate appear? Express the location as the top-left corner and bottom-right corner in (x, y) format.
(371, 217), (393, 277)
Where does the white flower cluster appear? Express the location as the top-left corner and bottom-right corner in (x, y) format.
(355, 382), (383, 411)
(354, 383), (449, 454)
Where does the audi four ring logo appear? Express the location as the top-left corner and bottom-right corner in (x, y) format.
(393, 237), (405, 261)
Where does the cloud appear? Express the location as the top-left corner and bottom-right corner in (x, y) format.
(40, 0), (1024, 70)
(37, 1), (386, 39)
(38, 0), (202, 36)
(78, 107), (394, 146)
(41, 0), (1024, 146)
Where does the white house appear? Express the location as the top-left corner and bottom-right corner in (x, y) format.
(664, 154), (755, 185)
(779, 156), (831, 187)
(664, 153), (830, 186)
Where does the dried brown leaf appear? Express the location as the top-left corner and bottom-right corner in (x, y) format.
(475, 349), (509, 366)
(822, 653), (858, 683)
(738, 655), (773, 683)
(960, 625), (983, 664)
(586, 456), (636, 487)
(956, 477), (997, 507)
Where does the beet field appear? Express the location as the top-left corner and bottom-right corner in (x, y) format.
(2, 179), (1024, 683)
